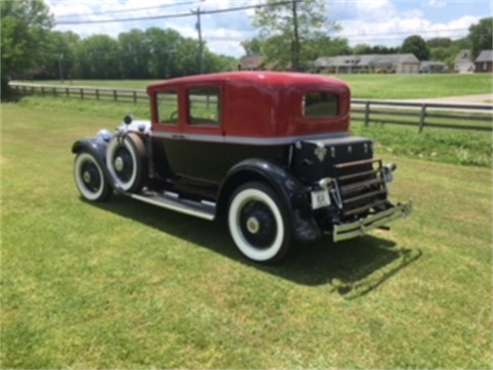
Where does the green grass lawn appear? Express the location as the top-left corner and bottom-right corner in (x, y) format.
(15, 96), (493, 168)
(33, 73), (492, 99)
(1, 99), (492, 368)
(329, 73), (492, 99)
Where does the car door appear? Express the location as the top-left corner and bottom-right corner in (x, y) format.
(150, 86), (185, 179)
(172, 83), (226, 184)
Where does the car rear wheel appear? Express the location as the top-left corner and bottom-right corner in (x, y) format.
(227, 182), (291, 263)
(74, 152), (111, 202)
(106, 133), (146, 193)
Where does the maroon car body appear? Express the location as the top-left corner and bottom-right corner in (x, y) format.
(72, 72), (411, 263)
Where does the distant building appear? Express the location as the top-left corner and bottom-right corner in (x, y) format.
(314, 53), (420, 74)
(239, 55), (265, 71)
(474, 50), (493, 73)
(454, 50), (475, 74)
(419, 61), (448, 73)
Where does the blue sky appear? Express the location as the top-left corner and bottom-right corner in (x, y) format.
(47, 0), (491, 57)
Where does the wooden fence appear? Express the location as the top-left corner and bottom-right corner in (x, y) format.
(9, 81), (493, 133)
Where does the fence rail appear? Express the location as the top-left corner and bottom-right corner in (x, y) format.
(10, 81), (493, 133)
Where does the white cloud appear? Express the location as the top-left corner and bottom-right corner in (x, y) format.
(338, 14), (479, 46)
(47, 0), (482, 57)
(428, 0), (447, 8)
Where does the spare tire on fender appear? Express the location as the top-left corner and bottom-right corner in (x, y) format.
(106, 132), (146, 193)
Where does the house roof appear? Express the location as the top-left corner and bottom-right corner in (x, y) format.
(475, 50), (493, 63)
(420, 61), (447, 67)
(314, 53), (419, 68)
(239, 55), (265, 69)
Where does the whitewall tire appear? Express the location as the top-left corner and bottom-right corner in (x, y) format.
(106, 133), (146, 193)
(228, 182), (291, 263)
(74, 152), (111, 202)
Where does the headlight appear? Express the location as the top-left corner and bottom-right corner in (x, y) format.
(383, 163), (397, 183)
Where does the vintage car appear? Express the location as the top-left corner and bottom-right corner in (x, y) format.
(72, 72), (411, 263)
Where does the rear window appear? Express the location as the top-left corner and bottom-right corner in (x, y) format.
(188, 87), (220, 125)
(303, 92), (339, 118)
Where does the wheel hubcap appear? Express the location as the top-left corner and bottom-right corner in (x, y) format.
(79, 160), (101, 193)
(246, 217), (260, 234)
(114, 156), (124, 172)
(239, 200), (277, 249)
(82, 171), (92, 183)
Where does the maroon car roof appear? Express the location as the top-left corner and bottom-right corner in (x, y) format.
(147, 71), (348, 91)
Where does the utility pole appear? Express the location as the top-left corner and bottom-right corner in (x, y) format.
(58, 53), (64, 82)
(194, 7), (203, 74)
(291, 0), (300, 71)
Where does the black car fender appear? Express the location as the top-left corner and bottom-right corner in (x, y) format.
(71, 137), (114, 188)
(218, 158), (321, 243)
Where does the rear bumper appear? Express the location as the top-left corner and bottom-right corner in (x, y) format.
(333, 202), (412, 242)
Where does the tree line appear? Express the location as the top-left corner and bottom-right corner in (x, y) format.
(0, 0), (236, 97)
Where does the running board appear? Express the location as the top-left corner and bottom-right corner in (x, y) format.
(126, 191), (216, 221)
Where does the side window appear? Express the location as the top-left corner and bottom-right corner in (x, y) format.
(157, 91), (179, 124)
(188, 87), (220, 125)
(302, 92), (339, 119)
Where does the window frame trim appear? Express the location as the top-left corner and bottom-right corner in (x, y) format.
(156, 89), (180, 126)
(186, 86), (223, 127)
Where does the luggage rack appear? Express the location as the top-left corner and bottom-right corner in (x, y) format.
(333, 158), (388, 217)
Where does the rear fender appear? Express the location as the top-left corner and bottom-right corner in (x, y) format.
(218, 159), (321, 243)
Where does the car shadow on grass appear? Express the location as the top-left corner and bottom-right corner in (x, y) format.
(91, 195), (422, 299)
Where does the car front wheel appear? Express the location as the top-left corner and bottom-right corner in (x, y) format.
(227, 182), (291, 263)
(106, 133), (146, 193)
(74, 152), (111, 202)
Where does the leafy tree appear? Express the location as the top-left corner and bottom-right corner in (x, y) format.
(118, 30), (151, 79)
(38, 31), (80, 80)
(252, 0), (335, 70)
(0, 0), (53, 98)
(353, 44), (399, 55)
(401, 35), (430, 61)
(426, 37), (452, 48)
(77, 35), (121, 79)
(469, 17), (493, 58)
(304, 35), (350, 60)
(241, 38), (263, 56)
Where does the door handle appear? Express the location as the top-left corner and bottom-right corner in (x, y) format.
(171, 134), (185, 139)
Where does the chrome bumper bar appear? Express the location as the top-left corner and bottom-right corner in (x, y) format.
(333, 202), (412, 242)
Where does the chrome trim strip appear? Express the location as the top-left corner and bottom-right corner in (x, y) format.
(128, 193), (215, 221)
(333, 202), (412, 242)
(151, 131), (351, 145)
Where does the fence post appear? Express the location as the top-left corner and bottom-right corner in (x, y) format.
(419, 104), (427, 133)
(364, 101), (371, 126)
(41, 86), (45, 96)
(80, 88), (84, 100)
(52, 87), (57, 97)
(31, 86), (34, 95)
(133, 91), (137, 103)
(65, 87), (69, 97)
(96, 89), (100, 100)
(113, 90), (117, 101)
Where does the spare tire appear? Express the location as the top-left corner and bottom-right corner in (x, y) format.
(106, 132), (146, 193)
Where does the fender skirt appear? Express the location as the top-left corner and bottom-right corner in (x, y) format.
(220, 159), (321, 243)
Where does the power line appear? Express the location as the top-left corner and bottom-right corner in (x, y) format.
(55, 0), (301, 25)
(204, 27), (468, 42)
(56, 0), (203, 19)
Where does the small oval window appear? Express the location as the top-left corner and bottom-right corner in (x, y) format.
(302, 92), (339, 119)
